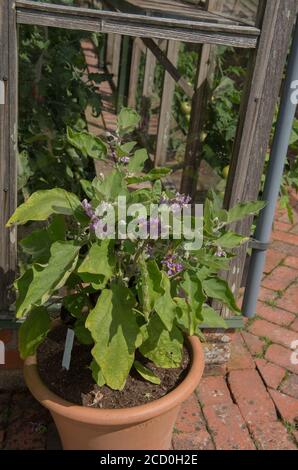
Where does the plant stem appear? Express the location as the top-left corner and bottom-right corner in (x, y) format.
(138, 251), (151, 321)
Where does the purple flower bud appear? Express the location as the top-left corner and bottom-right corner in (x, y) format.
(120, 156), (130, 164)
(215, 246), (226, 258)
(82, 199), (95, 218)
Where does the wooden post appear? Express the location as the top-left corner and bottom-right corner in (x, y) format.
(116, 35), (131, 113)
(221, 0), (297, 316)
(105, 33), (121, 87)
(140, 45), (156, 134)
(180, 0), (221, 197)
(0, 0), (18, 315)
(111, 34), (121, 87)
(155, 40), (180, 166)
(127, 38), (142, 109)
(105, 33), (114, 68)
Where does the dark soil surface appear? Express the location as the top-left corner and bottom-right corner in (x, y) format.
(37, 324), (190, 409)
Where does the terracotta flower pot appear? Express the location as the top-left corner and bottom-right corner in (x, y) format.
(23, 336), (204, 450)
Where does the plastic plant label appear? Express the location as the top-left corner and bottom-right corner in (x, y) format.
(62, 328), (75, 371)
(0, 81), (5, 104)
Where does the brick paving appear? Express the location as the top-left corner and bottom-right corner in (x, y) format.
(1, 42), (298, 451)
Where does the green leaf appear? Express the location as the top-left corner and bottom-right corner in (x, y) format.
(19, 307), (51, 359)
(78, 240), (115, 289)
(90, 359), (105, 386)
(119, 141), (137, 154)
(93, 170), (127, 201)
(20, 215), (66, 262)
(63, 293), (87, 318)
(117, 108), (140, 135)
(202, 277), (240, 314)
(74, 318), (93, 345)
(154, 273), (177, 331)
(138, 260), (162, 312)
(174, 297), (196, 335)
(134, 360), (161, 385)
(214, 232), (249, 249)
(67, 127), (107, 160)
(17, 150), (33, 191)
(193, 250), (230, 271)
(127, 149), (148, 173)
(6, 189), (80, 227)
(20, 229), (52, 261)
(227, 201), (266, 225)
(181, 271), (205, 321)
(126, 168), (171, 185)
(80, 179), (95, 199)
(140, 315), (183, 368)
(201, 305), (228, 329)
(16, 241), (80, 318)
(86, 283), (139, 390)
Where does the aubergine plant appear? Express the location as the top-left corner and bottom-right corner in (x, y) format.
(8, 109), (265, 391)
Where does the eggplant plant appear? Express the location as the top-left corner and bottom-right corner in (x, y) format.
(8, 109), (265, 390)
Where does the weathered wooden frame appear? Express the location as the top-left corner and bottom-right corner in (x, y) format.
(0, 0), (297, 320)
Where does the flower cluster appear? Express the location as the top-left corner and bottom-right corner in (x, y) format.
(161, 254), (184, 277)
(160, 192), (192, 214)
(82, 199), (113, 236)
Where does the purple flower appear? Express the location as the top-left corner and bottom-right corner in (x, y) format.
(145, 244), (154, 258)
(159, 192), (191, 210)
(174, 192), (192, 207)
(120, 156), (130, 164)
(82, 199), (95, 218)
(162, 254), (184, 277)
(89, 216), (100, 232)
(215, 246), (226, 258)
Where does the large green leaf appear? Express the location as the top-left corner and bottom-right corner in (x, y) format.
(67, 127), (107, 160)
(19, 307), (51, 359)
(16, 241), (80, 318)
(6, 189), (80, 227)
(137, 260), (162, 312)
(93, 170), (127, 201)
(74, 318), (93, 345)
(181, 271), (205, 321)
(202, 277), (241, 314)
(134, 360), (161, 385)
(86, 283), (139, 390)
(174, 297), (198, 336)
(90, 359), (105, 386)
(214, 232), (249, 249)
(77, 240), (115, 289)
(140, 314), (183, 368)
(194, 250), (231, 271)
(127, 149), (148, 173)
(227, 201), (266, 225)
(20, 215), (66, 262)
(201, 305), (228, 329)
(117, 108), (140, 135)
(154, 273), (177, 331)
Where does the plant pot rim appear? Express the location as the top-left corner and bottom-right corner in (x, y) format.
(23, 335), (204, 426)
